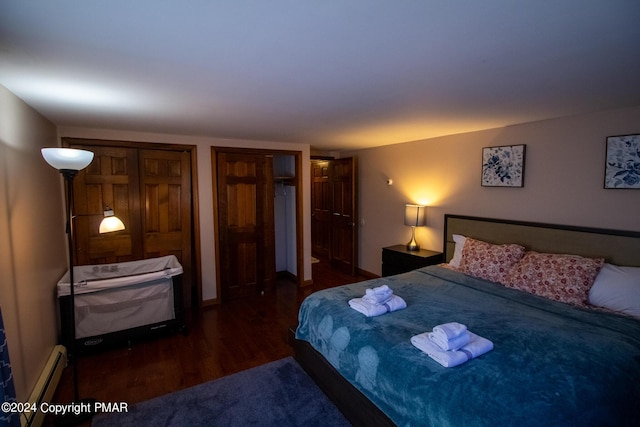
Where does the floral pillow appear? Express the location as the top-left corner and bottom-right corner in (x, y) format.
(458, 237), (526, 284)
(504, 251), (604, 306)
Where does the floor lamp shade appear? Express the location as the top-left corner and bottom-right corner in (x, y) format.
(41, 148), (94, 171)
(404, 204), (426, 251)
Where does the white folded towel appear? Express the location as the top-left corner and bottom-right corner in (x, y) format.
(362, 284), (393, 304)
(411, 331), (494, 368)
(348, 295), (407, 317)
(432, 322), (467, 340)
(429, 322), (469, 350)
(428, 330), (470, 351)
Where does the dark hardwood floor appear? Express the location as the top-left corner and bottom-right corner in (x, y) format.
(46, 259), (371, 426)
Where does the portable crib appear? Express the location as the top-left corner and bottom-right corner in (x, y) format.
(57, 255), (185, 354)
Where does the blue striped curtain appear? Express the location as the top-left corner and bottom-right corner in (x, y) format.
(0, 307), (20, 427)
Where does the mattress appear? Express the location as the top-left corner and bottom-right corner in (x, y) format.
(295, 265), (640, 426)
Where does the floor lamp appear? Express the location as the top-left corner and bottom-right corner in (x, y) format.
(42, 148), (124, 425)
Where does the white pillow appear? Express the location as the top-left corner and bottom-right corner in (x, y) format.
(448, 234), (467, 268)
(588, 263), (640, 319)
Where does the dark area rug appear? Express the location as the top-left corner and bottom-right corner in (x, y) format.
(91, 357), (352, 427)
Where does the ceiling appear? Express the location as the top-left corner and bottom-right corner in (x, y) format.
(1, 1), (639, 152)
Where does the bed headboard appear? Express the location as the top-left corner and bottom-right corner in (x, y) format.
(444, 214), (640, 267)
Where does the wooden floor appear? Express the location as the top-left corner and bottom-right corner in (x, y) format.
(47, 259), (371, 426)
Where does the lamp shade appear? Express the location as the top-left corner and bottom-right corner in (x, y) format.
(99, 208), (125, 233)
(42, 148), (94, 171)
(404, 204), (426, 227)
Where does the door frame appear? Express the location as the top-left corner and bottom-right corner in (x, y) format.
(62, 137), (202, 306)
(211, 147), (304, 301)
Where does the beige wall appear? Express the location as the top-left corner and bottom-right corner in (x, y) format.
(0, 85), (66, 401)
(345, 106), (640, 276)
(56, 127), (312, 303)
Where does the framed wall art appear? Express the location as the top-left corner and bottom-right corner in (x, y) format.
(481, 144), (526, 187)
(604, 134), (640, 189)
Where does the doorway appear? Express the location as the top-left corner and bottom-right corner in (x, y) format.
(212, 147), (303, 301)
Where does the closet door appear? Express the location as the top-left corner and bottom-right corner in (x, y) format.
(330, 157), (357, 275)
(217, 152), (275, 300)
(72, 145), (143, 265)
(310, 157), (358, 274)
(311, 160), (331, 259)
(139, 149), (193, 306)
(67, 138), (195, 308)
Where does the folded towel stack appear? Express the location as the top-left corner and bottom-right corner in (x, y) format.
(411, 323), (493, 368)
(428, 322), (470, 350)
(362, 284), (393, 304)
(349, 284), (406, 317)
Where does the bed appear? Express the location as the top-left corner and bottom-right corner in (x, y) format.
(293, 214), (640, 427)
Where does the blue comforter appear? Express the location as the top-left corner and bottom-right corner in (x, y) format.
(295, 266), (640, 427)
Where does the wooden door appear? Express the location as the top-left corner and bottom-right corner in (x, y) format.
(311, 160), (331, 259)
(68, 140), (195, 308)
(139, 149), (193, 307)
(72, 145), (143, 265)
(217, 152), (275, 300)
(330, 157), (357, 275)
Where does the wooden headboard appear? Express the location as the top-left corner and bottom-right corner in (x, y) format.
(444, 214), (640, 267)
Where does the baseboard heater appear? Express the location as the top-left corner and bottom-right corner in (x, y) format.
(22, 345), (67, 427)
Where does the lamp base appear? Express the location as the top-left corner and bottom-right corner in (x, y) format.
(406, 227), (420, 251)
(406, 242), (420, 251)
(54, 398), (98, 426)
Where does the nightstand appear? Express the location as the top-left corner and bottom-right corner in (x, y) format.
(381, 245), (444, 277)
